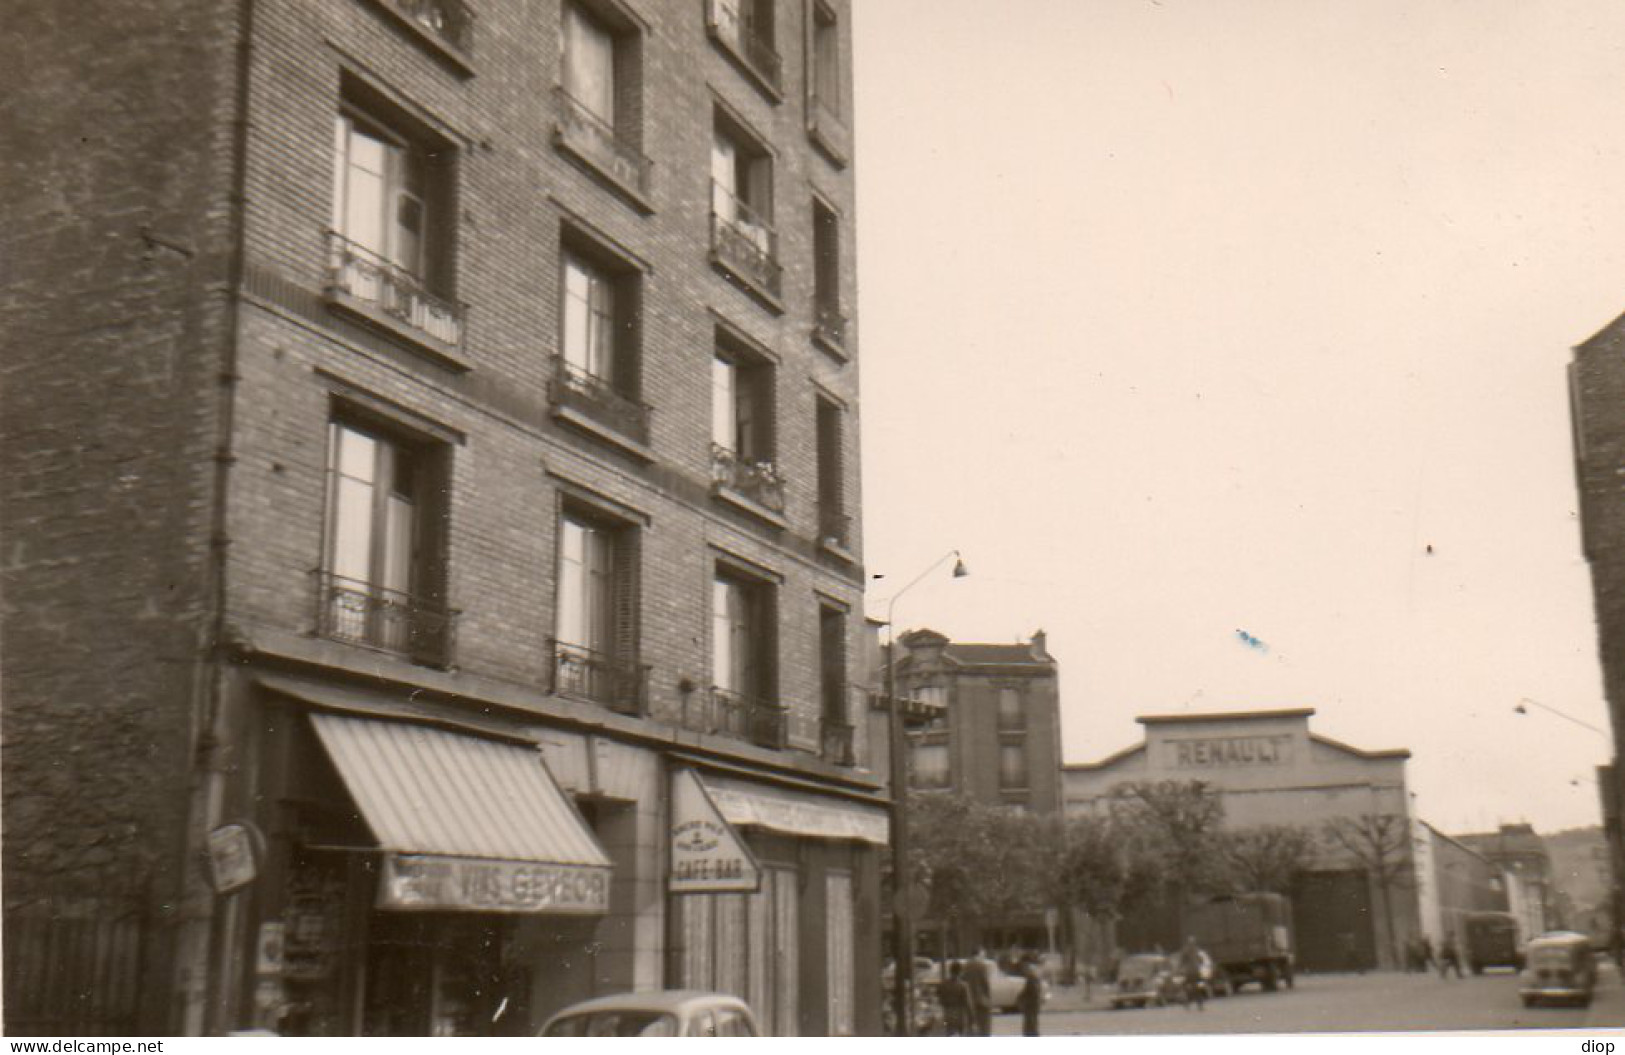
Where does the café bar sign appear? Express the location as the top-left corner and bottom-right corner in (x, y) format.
(1170, 734), (1292, 769)
(378, 853), (610, 915)
(669, 769), (760, 894)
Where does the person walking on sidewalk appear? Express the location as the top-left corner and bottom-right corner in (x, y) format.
(1177, 937), (1209, 1011)
(939, 961), (970, 1037)
(1017, 954), (1045, 1037)
(963, 949), (994, 1036)
(1438, 934), (1464, 979)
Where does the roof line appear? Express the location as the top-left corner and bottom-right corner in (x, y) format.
(1136, 707), (1316, 725)
(1062, 743), (1146, 771)
(1309, 732), (1411, 760)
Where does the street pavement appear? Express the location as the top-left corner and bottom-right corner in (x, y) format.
(989, 964), (1625, 1036)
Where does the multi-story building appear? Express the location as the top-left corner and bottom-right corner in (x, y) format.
(891, 629), (1063, 815)
(4, 0), (882, 1036)
(1569, 314), (1625, 957)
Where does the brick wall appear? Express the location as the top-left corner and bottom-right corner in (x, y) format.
(1573, 314), (1625, 763)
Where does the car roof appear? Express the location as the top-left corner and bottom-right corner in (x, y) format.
(547, 990), (752, 1017)
(1527, 931), (1589, 948)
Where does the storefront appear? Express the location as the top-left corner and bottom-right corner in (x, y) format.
(664, 764), (887, 1037)
(243, 683), (628, 1037)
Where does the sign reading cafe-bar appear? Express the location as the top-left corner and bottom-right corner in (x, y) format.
(378, 853), (610, 914)
(669, 769), (760, 894)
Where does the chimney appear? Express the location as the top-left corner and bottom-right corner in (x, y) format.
(1030, 629), (1048, 660)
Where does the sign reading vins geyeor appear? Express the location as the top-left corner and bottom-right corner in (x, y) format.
(1171, 734), (1292, 768)
(377, 853), (610, 914)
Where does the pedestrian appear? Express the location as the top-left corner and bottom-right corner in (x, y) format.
(1018, 954), (1044, 1037)
(939, 961), (970, 1037)
(1177, 936), (1208, 1011)
(1418, 934), (1436, 973)
(963, 948), (993, 1037)
(1438, 934), (1464, 979)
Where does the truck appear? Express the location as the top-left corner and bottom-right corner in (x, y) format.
(1463, 911), (1524, 974)
(1184, 892), (1295, 993)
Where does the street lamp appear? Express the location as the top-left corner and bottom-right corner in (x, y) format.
(1513, 697), (1608, 738)
(883, 549), (968, 1036)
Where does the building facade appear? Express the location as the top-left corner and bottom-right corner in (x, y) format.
(4, 0), (882, 1037)
(893, 629), (1063, 814)
(1455, 824), (1557, 938)
(1063, 708), (1421, 971)
(1569, 314), (1625, 959)
(1418, 823), (1511, 948)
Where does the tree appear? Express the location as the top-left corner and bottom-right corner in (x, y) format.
(1322, 812), (1413, 968)
(1222, 825), (1319, 895)
(903, 791), (1049, 953)
(1108, 780), (1229, 928)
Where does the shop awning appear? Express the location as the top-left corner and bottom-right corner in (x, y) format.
(699, 772), (890, 846)
(310, 712), (612, 913)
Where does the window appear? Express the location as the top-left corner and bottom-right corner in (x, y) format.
(328, 89), (462, 350)
(911, 742), (950, 789)
(707, 0), (782, 95)
(999, 742), (1029, 789)
(811, 199), (844, 350)
(369, 0), (475, 68)
(819, 604), (852, 765)
(711, 115), (781, 299)
(711, 344), (782, 512)
(709, 568), (782, 747)
(811, 2), (840, 120)
(815, 397), (845, 547)
(552, 244), (649, 444)
(557, 1), (651, 199)
(552, 507), (643, 713)
(318, 418), (452, 664)
(997, 686), (1026, 731)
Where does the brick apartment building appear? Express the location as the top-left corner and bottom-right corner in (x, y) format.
(3, 0), (884, 1036)
(1570, 312), (1625, 958)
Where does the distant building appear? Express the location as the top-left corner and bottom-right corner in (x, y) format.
(1456, 824), (1557, 937)
(1545, 826), (1612, 941)
(1419, 824), (1511, 946)
(1063, 708), (1420, 971)
(892, 628), (1063, 815)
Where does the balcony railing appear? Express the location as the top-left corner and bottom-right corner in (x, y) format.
(313, 570), (457, 667)
(710, 184), (782, 298)
(813, 300), (847, 351)
(388, 0), (475, 56)
(685, 687), (788, 749)
(821, 718), (855, 767)
(549, 356), (652, 445)
(710, 443), (785, 513)
(553, 87), (653, 198)
(705, 0), (782, 92)
(326, 231), (464, 349)
(548, 639), (649, 716)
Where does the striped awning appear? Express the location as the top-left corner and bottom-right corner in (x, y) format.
(310, 712), (612, 913)
(701, 773), (890, 846)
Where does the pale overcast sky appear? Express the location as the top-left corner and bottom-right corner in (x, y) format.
(853, 0), (1625, 834)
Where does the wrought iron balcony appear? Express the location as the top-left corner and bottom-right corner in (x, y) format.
(819, 509), (851, 550)
(548, 639), (649, 716)
(549, 356), (652, 445)
(388, 0), (474, 56)
(313, 570), (457, 667)
(326, 231), (464, 349)
(813, 300), (847, 351)
(821, 718), (855, 767)
(710, 184), (782, 299)
(686, 687), (788, 749)
(705, 0), (782, 93)
(710, 443), (785, 514)
(553, 87), (653, 199)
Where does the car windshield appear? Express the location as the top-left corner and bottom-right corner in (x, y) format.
(544, 1011), (679, 1037)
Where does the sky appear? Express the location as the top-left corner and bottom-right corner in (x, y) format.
(851, 0), (1625, 834)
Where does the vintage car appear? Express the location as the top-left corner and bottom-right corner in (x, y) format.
(1520, 932), (1596, 1009)
(540, 991), (759, 1037)
(1110, 953), (1177, 1009)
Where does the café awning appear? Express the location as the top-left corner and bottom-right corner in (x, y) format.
(699, 772), (890, 846)
(310, 712), (612, 913)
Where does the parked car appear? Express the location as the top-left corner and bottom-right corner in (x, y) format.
(540, 991), (759, 1037)
(987, 961), (1049, 1013)
(1520, 932), (1597, 1009)
(879, 959), (942, 1035)
(1110, 953), (1177, 1009)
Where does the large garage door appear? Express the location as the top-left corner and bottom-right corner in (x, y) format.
(1293, 870), (1376, 973)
